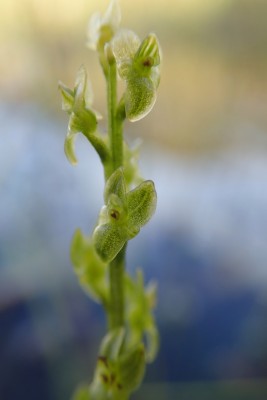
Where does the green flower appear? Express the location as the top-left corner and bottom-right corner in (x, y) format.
(93, 168), (157, 262)
(112, 30), (161, 121)
(89, 329), (145, 399)
(59, 66), (107, 165)
(87, 0), (121, 52)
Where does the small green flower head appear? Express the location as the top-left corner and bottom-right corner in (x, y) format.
(90, 329), (145, 398)
(87, 0), (121, 52)
(93, 168), (157, 262)
(112, 30), (161, 122)
(59, 66), (101, 164)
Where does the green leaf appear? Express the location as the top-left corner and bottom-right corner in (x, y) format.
(127, 180), (157, 230)
(93, 223), (127, 263)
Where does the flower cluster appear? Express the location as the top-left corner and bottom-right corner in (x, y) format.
(87, 0), (161, 122)
(93, 168), (157, 262)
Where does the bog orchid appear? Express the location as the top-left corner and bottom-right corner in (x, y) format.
(59, 1), (161, 399)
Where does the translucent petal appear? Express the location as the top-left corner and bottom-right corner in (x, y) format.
(74, 65), (89, 109)
(87, 12), (101, 50)
(125, 75), (157, 122)
(150, 64), (161, 89)
(102, 0), (121, 30)
(87, 0), (121, 51)
(112, 29), (140, 79)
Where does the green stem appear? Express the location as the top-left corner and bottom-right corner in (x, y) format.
(106, 47), (126, 331)
(108, 244), (127, 329)
(107, 51), (123, 171)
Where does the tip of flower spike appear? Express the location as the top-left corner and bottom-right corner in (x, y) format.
(87, 0), (121, 52)
(103, 0), (121, 29)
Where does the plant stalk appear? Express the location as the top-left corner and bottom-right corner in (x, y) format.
(107, 51), (123, 172)
(106, 50), (126, 330)
(108, 244), (127, 329)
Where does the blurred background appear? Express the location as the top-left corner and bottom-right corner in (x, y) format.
(1, 0), (267, 398)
